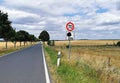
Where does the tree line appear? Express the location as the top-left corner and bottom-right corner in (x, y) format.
(0, 10), (38, 48)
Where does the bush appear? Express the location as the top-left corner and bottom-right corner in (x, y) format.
(47, 40), (55, 46)
(47, 40), (51, 46)
(66, 45), (69, 48)
(117, 41), (120, 46)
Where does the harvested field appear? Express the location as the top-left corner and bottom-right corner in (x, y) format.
(54, 40), (120, 83)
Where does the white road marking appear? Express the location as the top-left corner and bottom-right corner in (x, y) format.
(42, 45), (51, 83)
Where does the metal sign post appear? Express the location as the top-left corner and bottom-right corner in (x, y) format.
(68, 38), (71, 60)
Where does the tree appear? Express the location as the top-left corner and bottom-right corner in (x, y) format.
(10, 30), (18, 48)
(16, 30), (29, 46)
(0, 10), (15, 48)
(39, 30), (50, 43)
(28, 34), (37, 44)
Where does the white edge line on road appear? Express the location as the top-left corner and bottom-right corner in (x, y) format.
(42, 45), (50, 83)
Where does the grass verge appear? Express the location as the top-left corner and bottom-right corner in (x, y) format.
(44, 46), (100, 83)
(0, 46), (32, 56)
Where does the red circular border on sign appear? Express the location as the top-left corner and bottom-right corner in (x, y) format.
(66, 22), (74, 31)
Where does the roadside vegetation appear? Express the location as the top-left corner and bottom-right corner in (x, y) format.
(44, 45), (100, 83)
(0, 42), (37, 56)
(45, 40), (120, 83)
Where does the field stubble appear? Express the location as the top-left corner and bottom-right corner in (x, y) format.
(0, 42), (34, 56)
(54, 40), (120, 83)
(0, 42), (31, 49)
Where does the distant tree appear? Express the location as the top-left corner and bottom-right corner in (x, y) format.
(16, 31), (23, 47)
(16, 30), (29, 46)
(28, 34), (36, 44)
(39, 30), (50, 43)
(10, 30), (18, 48)
(0, 10), (15, 48)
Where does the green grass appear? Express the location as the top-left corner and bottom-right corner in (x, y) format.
(57, 62), (100, 83)
(44, 46), (100, 83)
(44, 46), (58, 65)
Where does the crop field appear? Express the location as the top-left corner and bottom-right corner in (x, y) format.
(0, 42), (20, 49)
(0, 42), (32, 49)
(0, 42), (34, 56)
(53, 40), (120, 83)
(55, 40), (118, 46)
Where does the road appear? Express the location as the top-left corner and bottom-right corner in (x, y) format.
(0, 44), (49, 83)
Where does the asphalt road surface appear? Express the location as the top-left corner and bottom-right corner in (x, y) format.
(0, 44), (49, 83)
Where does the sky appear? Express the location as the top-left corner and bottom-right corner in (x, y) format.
(0, 0), (120, 40)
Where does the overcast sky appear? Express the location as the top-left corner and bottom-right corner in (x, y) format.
(0, 0), (120, 40)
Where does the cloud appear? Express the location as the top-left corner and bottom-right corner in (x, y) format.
(14, 17), (40, 24)
(0, 6), (40, 20)
(95, 12), (120, 25)
(0, 0), (119, 39)
(2, 0), (96, 16)
(116, 0), (120, 10)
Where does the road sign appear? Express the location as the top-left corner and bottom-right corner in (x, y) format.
(66, 22), (74, 31)
(66, 31), (74, 40)
(67, 32), (71, 37)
